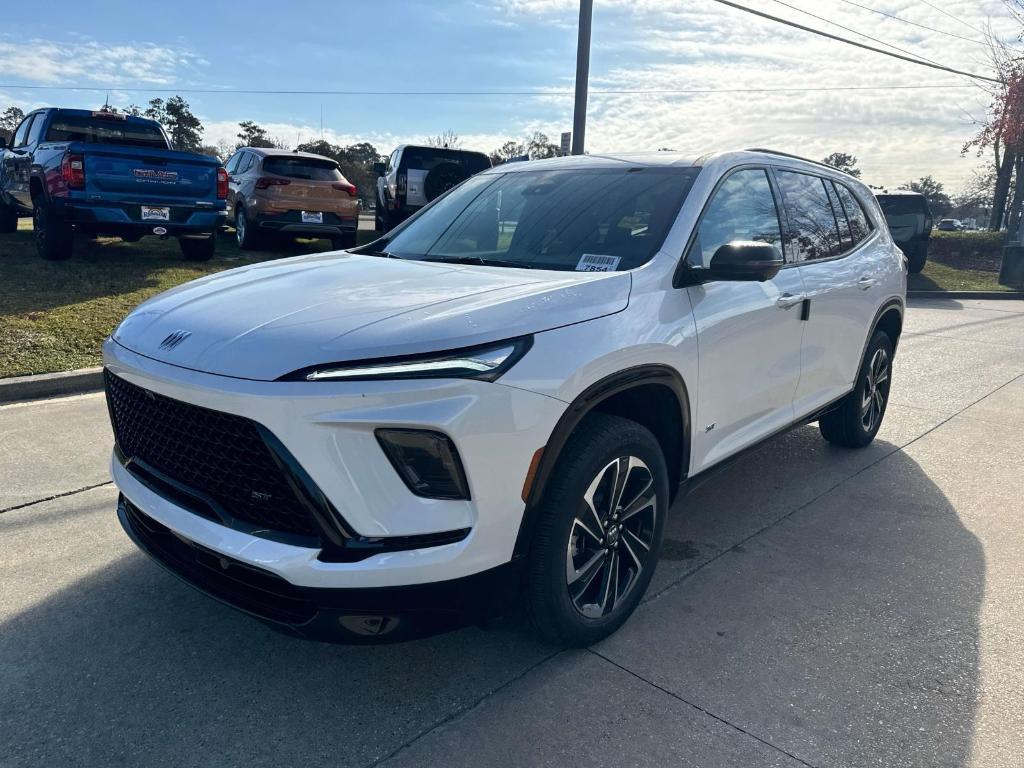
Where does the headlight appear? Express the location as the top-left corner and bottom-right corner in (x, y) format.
(284, 337), (532, 382)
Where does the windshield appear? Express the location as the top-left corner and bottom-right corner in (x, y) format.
(379, 167), (700, 271)
(45, 113), (169, 149)
(263, 156), (343, 181)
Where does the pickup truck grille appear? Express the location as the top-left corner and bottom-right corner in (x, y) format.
(105, 371), (320, 537)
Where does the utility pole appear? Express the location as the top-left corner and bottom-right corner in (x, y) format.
(571, 0), (593, 155)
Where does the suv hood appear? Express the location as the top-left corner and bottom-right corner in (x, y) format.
(112, 252), (631, 381)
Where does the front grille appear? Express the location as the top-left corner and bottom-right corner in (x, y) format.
(105, 370), (320, 537)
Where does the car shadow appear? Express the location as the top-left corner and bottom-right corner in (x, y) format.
(610, 426), (985, 768)
(0, 428), (983, 767)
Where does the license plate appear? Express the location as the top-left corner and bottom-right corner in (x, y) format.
(141, 206), (170, 222)
(301, 211), (323, 224)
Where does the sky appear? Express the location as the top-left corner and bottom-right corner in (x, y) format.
(1, 0), (1021, 191)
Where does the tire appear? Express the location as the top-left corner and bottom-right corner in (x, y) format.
(905, 242), (927, 274)
(375, 195), (390, 233)
(0, 199), (19, 233)
(33, 198), (73, 261)
(331, 231), (357, 250)
(424, 162), (468, 202)
(179, 235), (216, 261)
(526, 413), (668, 646)
(819, 330), (894, 448)
(235, 205), (261, 250)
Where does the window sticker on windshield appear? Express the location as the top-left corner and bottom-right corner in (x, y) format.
(575, 253), (621, 272)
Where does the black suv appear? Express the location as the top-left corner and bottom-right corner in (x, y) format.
(373, 145), (490, 232)
(875, 191), (933, 273)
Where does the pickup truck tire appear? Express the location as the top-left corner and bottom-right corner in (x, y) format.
(905, 243), (927, 274)
(179, 235), (216, 261)
(33, 199), (74, 261)
(819, 330), (893, 449)
(235, 206), (262, 250)
(0, 199), (17, 233)
(331, 232), (357, 250)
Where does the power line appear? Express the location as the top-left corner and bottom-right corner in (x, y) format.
(708, 0), (1001, 83)
(0, 82), (980, 97)
(767, 0), (948, 69)
(914, 0), (989, 38)
(832, 0), (989, 47)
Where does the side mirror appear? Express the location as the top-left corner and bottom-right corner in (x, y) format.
(373, 161), (387, 176)
(707, 241), (784, 282)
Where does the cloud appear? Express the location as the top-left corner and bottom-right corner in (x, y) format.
(0, 35), (206, 86)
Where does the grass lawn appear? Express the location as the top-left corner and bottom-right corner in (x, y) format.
(907, 259), (1012, 293)
(0, 218), (378, 378)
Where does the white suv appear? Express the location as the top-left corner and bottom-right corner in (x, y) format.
(104, 149), (905, 645)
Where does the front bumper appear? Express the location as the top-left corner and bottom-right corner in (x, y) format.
(104, 338), (565, 591)
(118, 494), (521, 642)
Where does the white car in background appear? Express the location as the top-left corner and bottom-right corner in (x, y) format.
(103, 149), (906, 645)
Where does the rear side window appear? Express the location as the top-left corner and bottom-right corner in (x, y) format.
(687, 168), (783, 267)
(834, 182), (872, 246)
(824, 181), (853, 252)
(45, 113), (168, 149)
(26, 114), (46, 145)
(224, 152), (243, 174)
(263, 156), (342, 181)
(776, 171), (841, 261)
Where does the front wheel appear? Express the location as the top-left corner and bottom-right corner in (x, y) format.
(819, 330), (894, 448)
(179, 235), (216, 261)
(33, 198), (73, 261)
(527, 413), (667, 646)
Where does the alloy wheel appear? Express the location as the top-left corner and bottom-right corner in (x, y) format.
(861, 347), (890, 432)
(566, 456), (658, 619)
(236, 210), (246, 244)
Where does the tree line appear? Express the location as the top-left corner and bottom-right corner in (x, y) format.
(2, 92), (1018, 231)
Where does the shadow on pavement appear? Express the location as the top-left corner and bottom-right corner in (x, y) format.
(0, 431), (984, 768)
(599, 437), (985, 768)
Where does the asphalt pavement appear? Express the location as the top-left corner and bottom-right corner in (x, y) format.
(2, 298), (1022, 768)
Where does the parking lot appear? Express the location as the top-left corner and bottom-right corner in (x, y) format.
(1, 297), (1022, 768)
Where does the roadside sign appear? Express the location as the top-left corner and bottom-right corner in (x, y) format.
(560, 132), (571, 156)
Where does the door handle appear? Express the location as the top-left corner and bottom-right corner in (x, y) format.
(857, 275), (877, 290)
(776, 292), (805, 309)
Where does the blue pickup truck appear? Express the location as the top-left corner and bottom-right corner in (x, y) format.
(0, 108), (227, 261)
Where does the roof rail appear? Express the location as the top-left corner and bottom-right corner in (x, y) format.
(744, 148), (836, 171)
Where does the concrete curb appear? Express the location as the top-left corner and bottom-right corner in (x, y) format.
(0, 367), (103, 404)
(908, 290), (1024, 300)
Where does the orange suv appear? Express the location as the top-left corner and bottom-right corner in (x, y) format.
(224, 147), (359, 250)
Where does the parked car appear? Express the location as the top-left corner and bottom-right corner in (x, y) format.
(223, 147), (359, 251)
(936, 218), (964, 232)
(875, 191), (932, 273)
(0, 108), (226, 261)
(104, 149), (905, 645)
(373, 144), (490, 232)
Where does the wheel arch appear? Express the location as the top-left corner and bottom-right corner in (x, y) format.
(873, 300), (904, 350)
(29, 174), (45, 203)
(513, 364), (691, 559)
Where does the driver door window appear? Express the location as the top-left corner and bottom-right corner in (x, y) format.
(687, 169), (783, 268)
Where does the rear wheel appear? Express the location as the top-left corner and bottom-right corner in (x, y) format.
(819, 330), (893, 448)
(331, 231), (357, 250)
(179, 234), (216, 261)
(235, 206), (261, 250)
(33, 198), (73, 261)
(905, 242), (927, 273)
(0, 198), (19, 233)
(527, 413), (667, 646)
